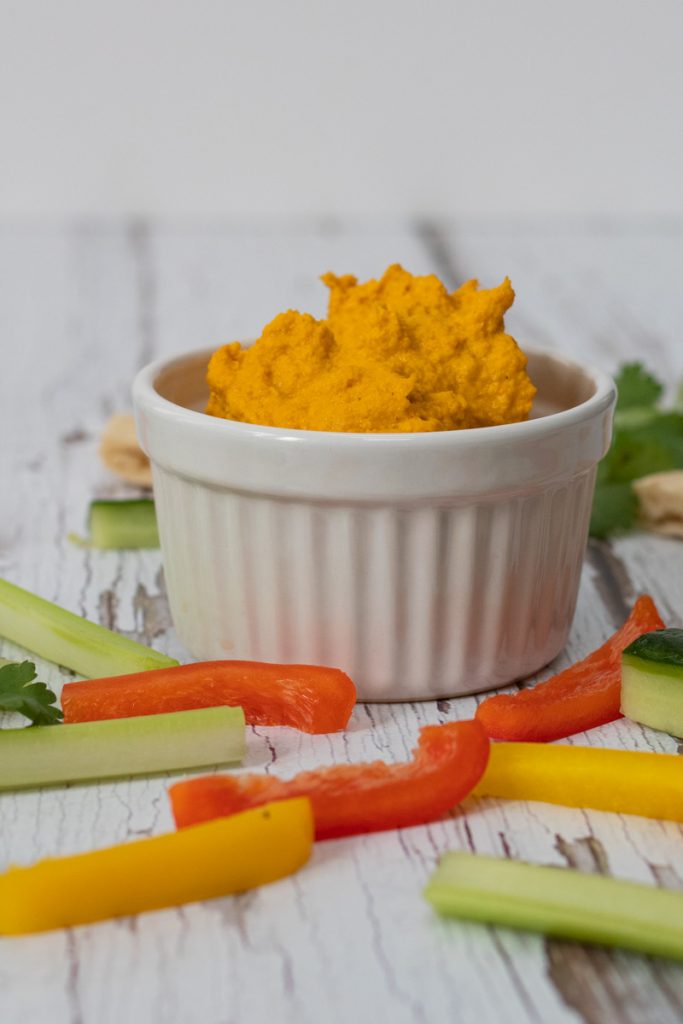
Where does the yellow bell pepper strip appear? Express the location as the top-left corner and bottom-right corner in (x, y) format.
(473, 742), (683, 822)
(0, 798), (313, 935)
(425, 852), (683, 961)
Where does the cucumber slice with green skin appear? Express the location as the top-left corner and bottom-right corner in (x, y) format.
(0, 706), (244, 791)
(88, 500), (159, 549)
(425, 852), (683, 961)
(622, 628), (683, 738)
(0, 577), (178, 678)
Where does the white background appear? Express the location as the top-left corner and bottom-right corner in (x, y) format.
(1, 0), (682, 219)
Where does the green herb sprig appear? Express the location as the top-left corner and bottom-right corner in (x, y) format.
(0, 661), (63, 725)
(590, 363), (683, 539)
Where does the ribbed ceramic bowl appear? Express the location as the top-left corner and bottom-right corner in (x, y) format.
(133, 348), (615, 701)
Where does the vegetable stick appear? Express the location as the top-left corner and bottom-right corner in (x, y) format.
(473, 741), (683, 822)
(425, 852), (683, 961)
(75, 499), (159, 549)
(0, 798), (313, 935)
(62, 660), (356, 734)
(0, 577), (177, 678)
(621, 628), (683, 738)
(476, 595), (665, 741)
(169, 720), (490, 839)
(0, 706), (245, 791)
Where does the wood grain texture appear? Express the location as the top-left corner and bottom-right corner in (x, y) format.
(1, 220), (683, 1024)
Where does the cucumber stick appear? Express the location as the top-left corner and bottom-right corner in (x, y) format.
(89, 500), (159, 549)
(0, 706), (245, 790)
(0, 577), (178, 678)
(622, 628), (683, 738)
(425, 852), (683, 961)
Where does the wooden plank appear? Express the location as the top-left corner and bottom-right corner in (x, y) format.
(420, 220), (683, 383)
(426, 220), (683, 1022)
(2, 221), (683, 1024)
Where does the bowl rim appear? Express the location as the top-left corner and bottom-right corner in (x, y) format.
(133, 345), (616, 450)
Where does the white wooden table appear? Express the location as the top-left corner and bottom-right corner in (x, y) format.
(2, 220), (683, 1024)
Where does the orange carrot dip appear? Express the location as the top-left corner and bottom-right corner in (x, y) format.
(206, 264), (536, 433)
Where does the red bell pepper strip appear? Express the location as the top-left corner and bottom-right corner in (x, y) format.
(169, 719), (490, 840)
(61, 661), (356, 735)
(476, 595), (665, 742)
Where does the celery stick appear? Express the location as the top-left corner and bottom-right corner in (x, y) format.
(0, 577), (178, 678)
(0, 706), (244, 790)
(425, 852), (683, 961)
(88, 499), (159, 549)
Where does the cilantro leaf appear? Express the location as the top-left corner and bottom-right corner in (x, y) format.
(615, 363), (663, 411)
(0, 661), (63, 725)
(675, 379), (683, 413)
(590, 482), (638, 539)
(589, 364), (683, 538)
(601, 432), (679, 483)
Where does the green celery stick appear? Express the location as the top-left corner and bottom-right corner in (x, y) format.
(88, 499), (159, 549)
(425, 852), (683, 961)
(622, 629), (683, 738)
(0, 706), (244, 791)
(0, 577), (178, 678)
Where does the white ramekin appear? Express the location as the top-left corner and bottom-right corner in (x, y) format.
(133, 348), (615, 701)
